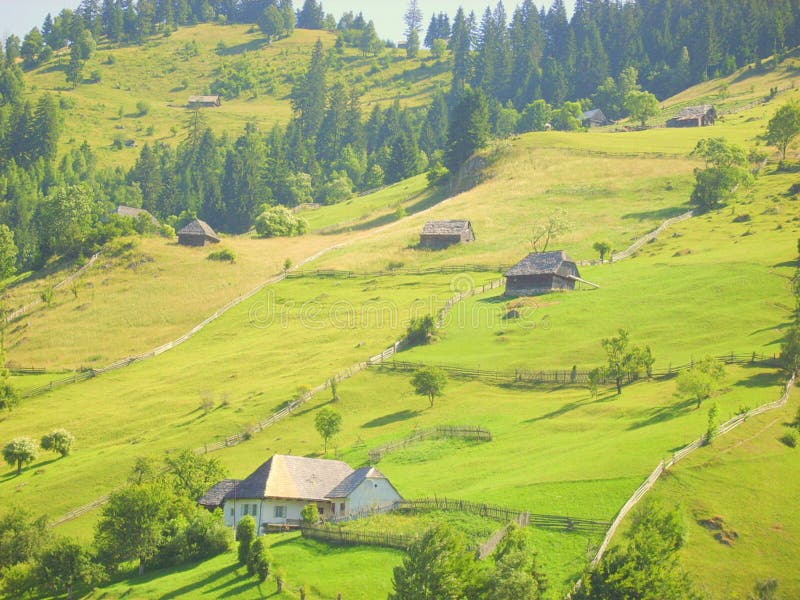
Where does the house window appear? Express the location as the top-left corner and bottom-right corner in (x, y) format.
(340, 502), (345, 513)
(229, 507), (234, 518)
(318, 505), (324, 515)
(274, 505), (286, 518)
(250, 504), (258, 516)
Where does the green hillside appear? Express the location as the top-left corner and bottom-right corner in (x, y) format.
(24, 25), (450, 169)
(2, 27), (800, 600)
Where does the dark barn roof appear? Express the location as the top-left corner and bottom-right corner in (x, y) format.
(177, 218), (220, 241)
(505, 251), (578, 277)
(198, 479), (240, 509)
(671, 105), (715, 122)
(422, 220), (473, 236)
(580, 108), (609, 125)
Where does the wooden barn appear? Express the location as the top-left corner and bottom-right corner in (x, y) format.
(188, 95), (222, 108)
(667, 105), (716, 128)
(419, 220), (475, 249)
(177, 219), (220, 246)
(504, 250), (582, 296)
(580, 108), (610, 127)
(115, 205), (159, 226)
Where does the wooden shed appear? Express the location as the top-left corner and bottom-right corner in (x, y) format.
(504, 250), (581, 296)
(188, 95), (222, 108)
(580, 108), (610, 127)
(177, 219), (220, 246)
(666, 105), (716, 128)
(419, 220), (475, 249)
(115, 205), (159, 226)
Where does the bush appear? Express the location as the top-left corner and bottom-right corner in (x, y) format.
(301, 503), (320, 524)
(254, 206), (308, 238)
(405, 315), (437, 346)
(183, 509), (233, 560)
(236, 516), (256, 566)
(135, 101), (150, 116)
(247, 537), (269, 581)
(207, 248), (236, 262)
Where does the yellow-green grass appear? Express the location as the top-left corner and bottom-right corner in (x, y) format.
(631, 388), (800, 599)
(85, 541), (403, 600)
(24, 25), (451, 170)
(403, 168), (798, 369)
(0, 271), (497, 520)
(338, 509), (497, 543)
(2, 232), (348, 369)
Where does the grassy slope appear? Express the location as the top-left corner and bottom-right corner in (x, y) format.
(642, 390), (800, 599)
(1, 46), (798, 600)
(25, 25), (450, 170)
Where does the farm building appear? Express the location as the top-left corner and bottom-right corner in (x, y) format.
(666, 105), (717, 127)
(580, 108), (610, 127)
(177, 219), (220, 246)
(115, 205), (159, 226)
(419, 220), (476, 248)
(200, 454), (403, 531)
(188, 95), (222, 108)
(505, 250), (583, 296)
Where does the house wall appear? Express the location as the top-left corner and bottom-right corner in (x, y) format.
(178, 234), (206, 246)
(346, 478), (403, 512)
(223, 498), (308, 530)
(419, 234), (463, 249)
(505, 274), (576, 296)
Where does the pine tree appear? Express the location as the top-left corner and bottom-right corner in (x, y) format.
(445, 87), (489, 173)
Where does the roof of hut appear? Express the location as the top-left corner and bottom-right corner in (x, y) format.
(505, 250), (577, 277)
(421, 220), (472, 235)
(177, 218), (220, 240)
(672, 105), (715, 120)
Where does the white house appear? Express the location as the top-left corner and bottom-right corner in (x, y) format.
(199, 454), (402, 532)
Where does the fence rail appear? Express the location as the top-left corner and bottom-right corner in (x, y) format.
(300, 524), (415, 550)
(368, 425), (492, 463)
(285, 265), (509, 279)
(396, 498), (609, 535)
(383, 352), (778, 389)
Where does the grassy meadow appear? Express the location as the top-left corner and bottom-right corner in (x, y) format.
(0, 40), (799, 600)
(25, 25), (450, 170)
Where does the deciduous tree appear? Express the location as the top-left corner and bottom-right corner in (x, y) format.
(676, 357), (725, 408)
(36, 537), (106, 600)
(3, 437), (38, 474)
(766, 101), (800, 161)
(40, 429), (75, 457)
(314, 408), (342, 453)
(624, 90), (660, 127)
(236, 515), (256, 566)
(411, 367), (447, 408)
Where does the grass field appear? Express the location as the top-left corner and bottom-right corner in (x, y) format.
(1, 40), (799, 600)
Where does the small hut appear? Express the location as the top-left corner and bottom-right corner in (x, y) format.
(115, 205), (159, 226)
(188, 95), (222, 108)
(580, 108), (610, 127)
(177, 219), (220, 246)
(504, 250), (582, 296)
(666, 105), (716, 128)
(419, 220), (476, 249)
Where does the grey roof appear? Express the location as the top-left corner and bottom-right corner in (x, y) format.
(580, 108), (607, 121)
(327, 466), (387, 499)
(225, 455), (356, 502)
(673, 105), (715, 120)
(505, 251), (578, 277)
(116, 205), (159, 224)
(188, 95), (221, 104)
(198, 479), (240, 508)
(177, 218), (220, 240)
(422, 220), (472, 236)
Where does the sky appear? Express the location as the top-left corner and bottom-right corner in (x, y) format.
(0, 0), (575, 44)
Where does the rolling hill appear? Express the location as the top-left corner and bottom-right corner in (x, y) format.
(1, 27), (800, 600)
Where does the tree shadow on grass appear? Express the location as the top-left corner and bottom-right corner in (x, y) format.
(158, 562), (243, 599)
(622, 205), (689, 222)
(524, 391), (615, 423)
(216, 38), (268, 56)
(362, 409), (419, 428)
(733, 369), (785, 389)
(627, 397), (698, 430)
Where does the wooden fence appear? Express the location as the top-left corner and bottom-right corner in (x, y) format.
(396, 497), (609, 535)
(300, 524), (416, 550)
(368, 425), (492, 464)
(4, 252), (100, 324)
(578, 210), (694, 266)
(383, 352), (779, 389)
(571, 373), (796, 597)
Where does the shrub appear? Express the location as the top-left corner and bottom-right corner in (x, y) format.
(301, 503), (320, 524)
(254, 206), (308, 238)
(405, 315), (437, 346)
(183, 509), (233, 560)
(236, 516), (256, 566)
(207, 248), (236, 262)
(135, 101), (150, 116)
(247, 537), (269, 581)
